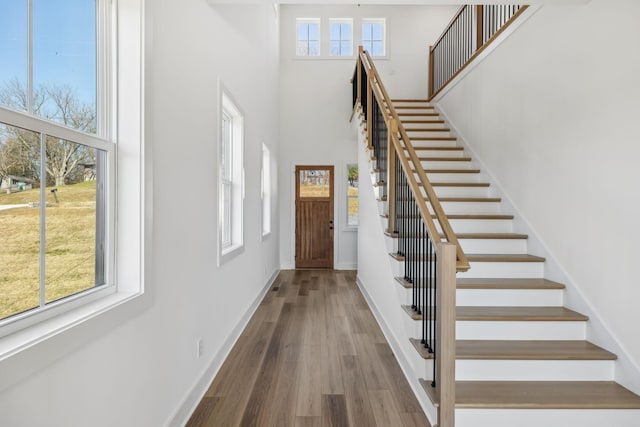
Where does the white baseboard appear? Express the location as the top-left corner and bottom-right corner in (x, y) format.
(165, 268), (280, 427)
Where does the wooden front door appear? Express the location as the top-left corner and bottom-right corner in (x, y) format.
(295, 165), (334, 269)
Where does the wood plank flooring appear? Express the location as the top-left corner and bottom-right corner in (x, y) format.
(186, 270), (430, 427)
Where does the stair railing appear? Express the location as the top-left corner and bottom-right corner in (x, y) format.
(428, 4), (529, 99)
(351, 46), (463, 427)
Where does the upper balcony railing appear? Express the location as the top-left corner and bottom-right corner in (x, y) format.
(428, 5), (528, 99)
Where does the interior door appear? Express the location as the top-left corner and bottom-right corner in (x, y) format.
(295, 165), (334, 269)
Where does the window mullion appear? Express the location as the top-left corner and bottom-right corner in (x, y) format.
(27, 0), (33, 115)
(39, 132), (46, 308)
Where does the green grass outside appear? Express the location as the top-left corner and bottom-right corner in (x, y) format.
(0, 181), (97, 319)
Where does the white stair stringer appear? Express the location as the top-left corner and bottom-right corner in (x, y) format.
(353, 116), (440, 424)
(354, 100), (640, 426)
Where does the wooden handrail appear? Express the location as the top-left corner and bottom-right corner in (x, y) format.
(360, 49), (470, 271)
(351, 47), (460, 427)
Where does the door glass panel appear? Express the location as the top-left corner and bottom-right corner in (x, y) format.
(299, 169), (331, 198)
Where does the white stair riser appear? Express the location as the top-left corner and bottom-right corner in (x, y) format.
(397, 287), (562, 308)
(431, 202), (501, 215)
(395, 108), (436, 114)
(406, 130), (451, 138)
(402, 123), (447, 130)
(425, 172), (481, 183)
(456, 289), (563, 307)
(456, 359), (614, 381)
(458, 238), (528, 254)
(391, 200), (501, 215)
(456, 409), (640, 427)
(419, 160), (473, 169)
(438, 219), (514, 234)
(408, 319), (586, 342)
(431, 186), (490, 198)
(406, 149), (467, 158)
(458, 261), (544, 278)
(410, 140), (459, 148)
(457, 321), (586, 340)
(386, 237), (527, 256)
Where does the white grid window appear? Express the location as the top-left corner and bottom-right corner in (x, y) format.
(296, 18), (320, 56)
(219, 90), (244, 262)
(0, 0), (113, 329)
(261, 143), (271, 237)
(329, 19), (353, 57)
(362, 18), (386, 57)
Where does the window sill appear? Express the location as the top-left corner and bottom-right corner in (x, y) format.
(0, 288), (142, 362)
(344, 226), (358, 232)
(291, 55), (356, 61)
(220, 243), (245, 265)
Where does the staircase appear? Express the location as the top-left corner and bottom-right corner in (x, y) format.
(362, 99), (640, 426)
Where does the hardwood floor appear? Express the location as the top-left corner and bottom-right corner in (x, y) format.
(186, 270), (431, 427)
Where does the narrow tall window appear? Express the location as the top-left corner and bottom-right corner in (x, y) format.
(362, 19), (386, 57)
(261, 143), (271, 237)
(329, 19), (353, 57)
(296, 18), (320, 56)
(347, 164), (359, 227)
(0, 0), (110, 324)
(219, 90), (244, 262)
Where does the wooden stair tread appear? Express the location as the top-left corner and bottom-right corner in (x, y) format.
(456, 340), (617, 360)
(394, 105), (435, 110)
(426, 197), (501, 203)
(395, 276), (561, 290)
(409, 136), (456, 141)
(466, 254), (545, 263)
(396, 112), (440, 117)
(436, 380), (640, 409)
(406, 128), (451, 132)
(423, 169), (481, 173)
(401, 305), (588, 321)
(390, 99), (429, 102)
(402, 120), (445, 124)
(432, 182), (490, 187)
(387, 232), (524, 239)
(410, 338), (616, 360)
(444, 232), (526, 239)
(418, 157), (471, 161)
(456, 278), (565, 289)
(410, 146), (464, 151)
(431, 214), (514, 220)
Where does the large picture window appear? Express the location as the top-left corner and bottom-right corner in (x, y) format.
(0, 0), (111, 325)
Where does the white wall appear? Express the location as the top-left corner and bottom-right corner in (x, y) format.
(0, 2), (281, 426)
(278, 4), (457, 269)
(435, 0), (640, 389)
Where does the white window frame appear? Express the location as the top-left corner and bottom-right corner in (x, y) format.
(0, 0), (145, 355)
(361, 18), (387, 58)
(218, 87), (244, 264)
(261, 143), (271, 239)
(329, 18), (354, 57)
(296, 18), (321, 57)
